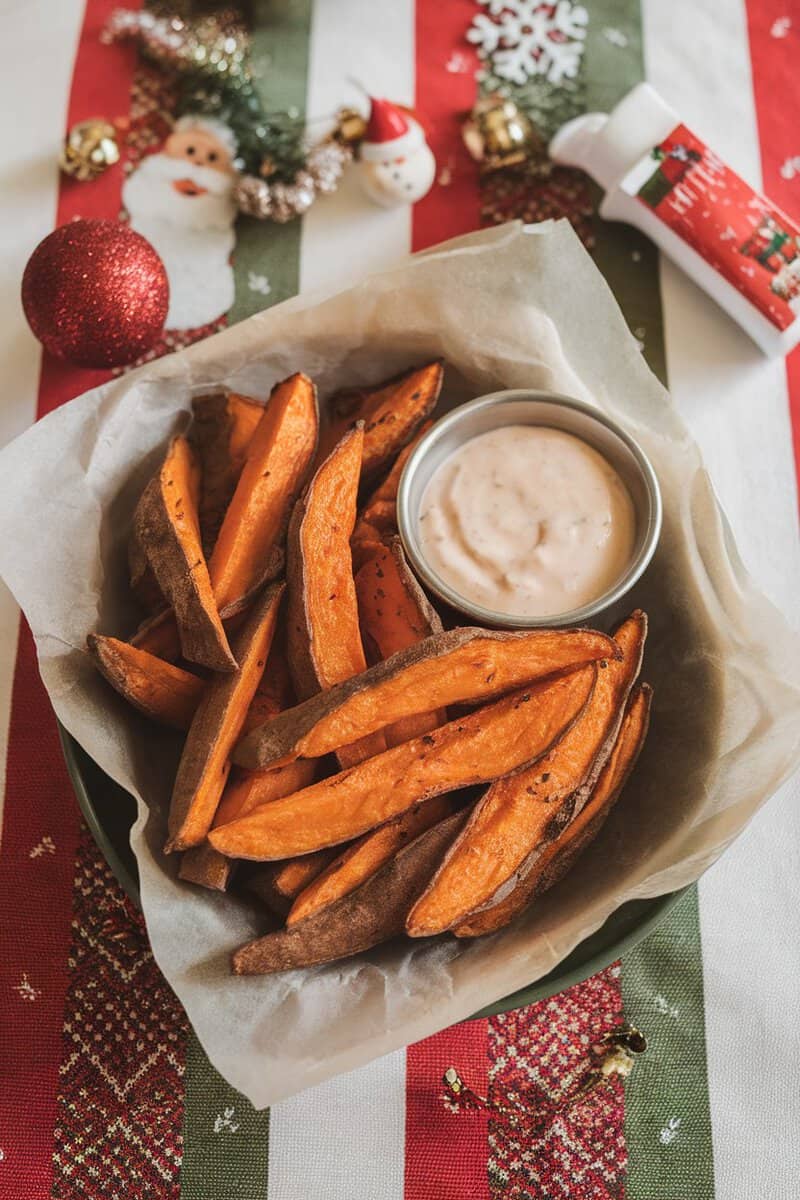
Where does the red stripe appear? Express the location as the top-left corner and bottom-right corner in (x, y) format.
(0, 3), (140, 1195)
(412, 0), (480, 251)
(745, 1), (800, 495)
(405, 1018), (490, 1199)
(406, 7), (487, 1196)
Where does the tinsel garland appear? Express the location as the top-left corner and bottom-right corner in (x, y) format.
(105, 7), (352, 221)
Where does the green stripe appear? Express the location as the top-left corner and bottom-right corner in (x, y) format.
(622, 888), (715, 1199)
(585, 0), (667, 384)
(179, 1031), (270, 1199)
(585, 4), (714, 1193)
(228, 0), (313, 323)
(180, 4), (313, 1195)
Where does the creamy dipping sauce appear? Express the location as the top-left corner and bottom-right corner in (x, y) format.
(417, 425), (636, 618)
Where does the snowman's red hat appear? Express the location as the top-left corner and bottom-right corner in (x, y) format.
(361, 96), (424, 162)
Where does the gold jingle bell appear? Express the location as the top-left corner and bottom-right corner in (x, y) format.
(60, 119), (121, 182)
(462, 94), (544, 174)
(334, 106), (368, 148)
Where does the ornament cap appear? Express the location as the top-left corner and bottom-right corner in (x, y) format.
(361, 97), (423, 162)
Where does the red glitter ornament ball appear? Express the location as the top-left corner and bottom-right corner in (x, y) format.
(21, 218), (169, 369)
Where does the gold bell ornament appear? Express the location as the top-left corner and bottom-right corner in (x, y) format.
(60, 118), (121, 182)
(462, 93), (545, 174)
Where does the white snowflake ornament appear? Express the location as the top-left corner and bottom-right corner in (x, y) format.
(467, 0), (589, 87)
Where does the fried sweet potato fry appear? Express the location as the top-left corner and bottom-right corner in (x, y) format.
(405, 612), (647, 938)
(208, 373), (318, 618)
(351, 422), (431, 566)
(134, 435), (236, 673)
(287, 423), (386, 767)
(454, 684), (653, 938)
(287, 794), (456, 927)
(355, 537), (444, 746)
(191, 391), (264, 557)
(234, 626), (618, 770)
(320, 362), (443, 484)
(130, 607), (182, 662)
(232, 810), (467, 975)
(166, 583), (284, 853)
(87, 634), (204, 730)
(244, 849), (337, 917)
(211, 667), (595, 860)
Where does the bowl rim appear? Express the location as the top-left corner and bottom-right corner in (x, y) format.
(397, 388), (663, 629)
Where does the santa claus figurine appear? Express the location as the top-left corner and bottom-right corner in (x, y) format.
(122, 114), (238, 331)
(356, 97), (436, 208)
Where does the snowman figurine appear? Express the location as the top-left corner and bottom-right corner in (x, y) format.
(356, 96), (436, 209)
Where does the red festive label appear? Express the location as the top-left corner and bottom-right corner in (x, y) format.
(622, 123), (800, 330)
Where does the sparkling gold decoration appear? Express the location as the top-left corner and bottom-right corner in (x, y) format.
(103, 8), (248, 81)
(59, 119), (121, 181)
(335, 107), (369, 147)
(462, 93), (545, 174)
(442, 1022), (648, 1131)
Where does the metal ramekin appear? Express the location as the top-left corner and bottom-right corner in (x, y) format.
(396, 390), (662, 629)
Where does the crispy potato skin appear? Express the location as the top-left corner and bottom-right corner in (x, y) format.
(134, 436), (236, 674)
(232, 810), (467, 975)
(87, 635), (203, 730)
(210, 667), (596, 861)
(454, 683), (653, 937)
(234, 626), (620, 771)
(405, 613), (647, 938)
(166, 583), (284, 853)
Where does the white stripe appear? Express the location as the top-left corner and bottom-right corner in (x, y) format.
(298, 0), (414, 295)
(643, 1), (800, 1194)
(268, 1049), (407, 1200)
(269, 6), (415, 1194)
(0, 0), (85, 838)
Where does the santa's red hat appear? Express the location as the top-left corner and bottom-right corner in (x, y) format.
(361, 96), (424, 162)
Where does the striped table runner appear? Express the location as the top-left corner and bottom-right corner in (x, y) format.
(1, 2), (798, 1197)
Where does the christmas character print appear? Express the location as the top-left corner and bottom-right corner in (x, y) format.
(122, 114), (237, 330)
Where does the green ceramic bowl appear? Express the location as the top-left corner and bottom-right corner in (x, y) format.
(60, 727), (684, 1015)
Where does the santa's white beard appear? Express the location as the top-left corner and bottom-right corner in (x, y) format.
(123, 153), (237, 329)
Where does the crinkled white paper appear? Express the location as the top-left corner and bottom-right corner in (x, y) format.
(0, 222), (798, 1107)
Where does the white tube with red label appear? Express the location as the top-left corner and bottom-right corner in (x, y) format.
(550, 83), (800, 357)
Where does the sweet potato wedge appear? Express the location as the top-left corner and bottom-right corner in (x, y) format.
(191, 391), (264, 557)
(130, 607), (182, 662)
(208, 373), (318, 618)
(404, 612), (647, 938)
(287, 794), (456, 927)
(179, 758), (317, 891)
(244, 850), (338, 917)
(320, 362), (443, 485)
(355, 537), (444, 746)
(134, 435), (236, 673)
(232, 809), (467, 975)
(165, 583), (284, 853)
(286, 423), (386, 767)
(234, 626), (618, 770)
(87, 634), (204, 730)
(211, 666), (596, 861)
(351, 422), (432, 565)
(454, 683), (653, 938)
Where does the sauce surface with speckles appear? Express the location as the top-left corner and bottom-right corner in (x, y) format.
(418, 425), (636, 618)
